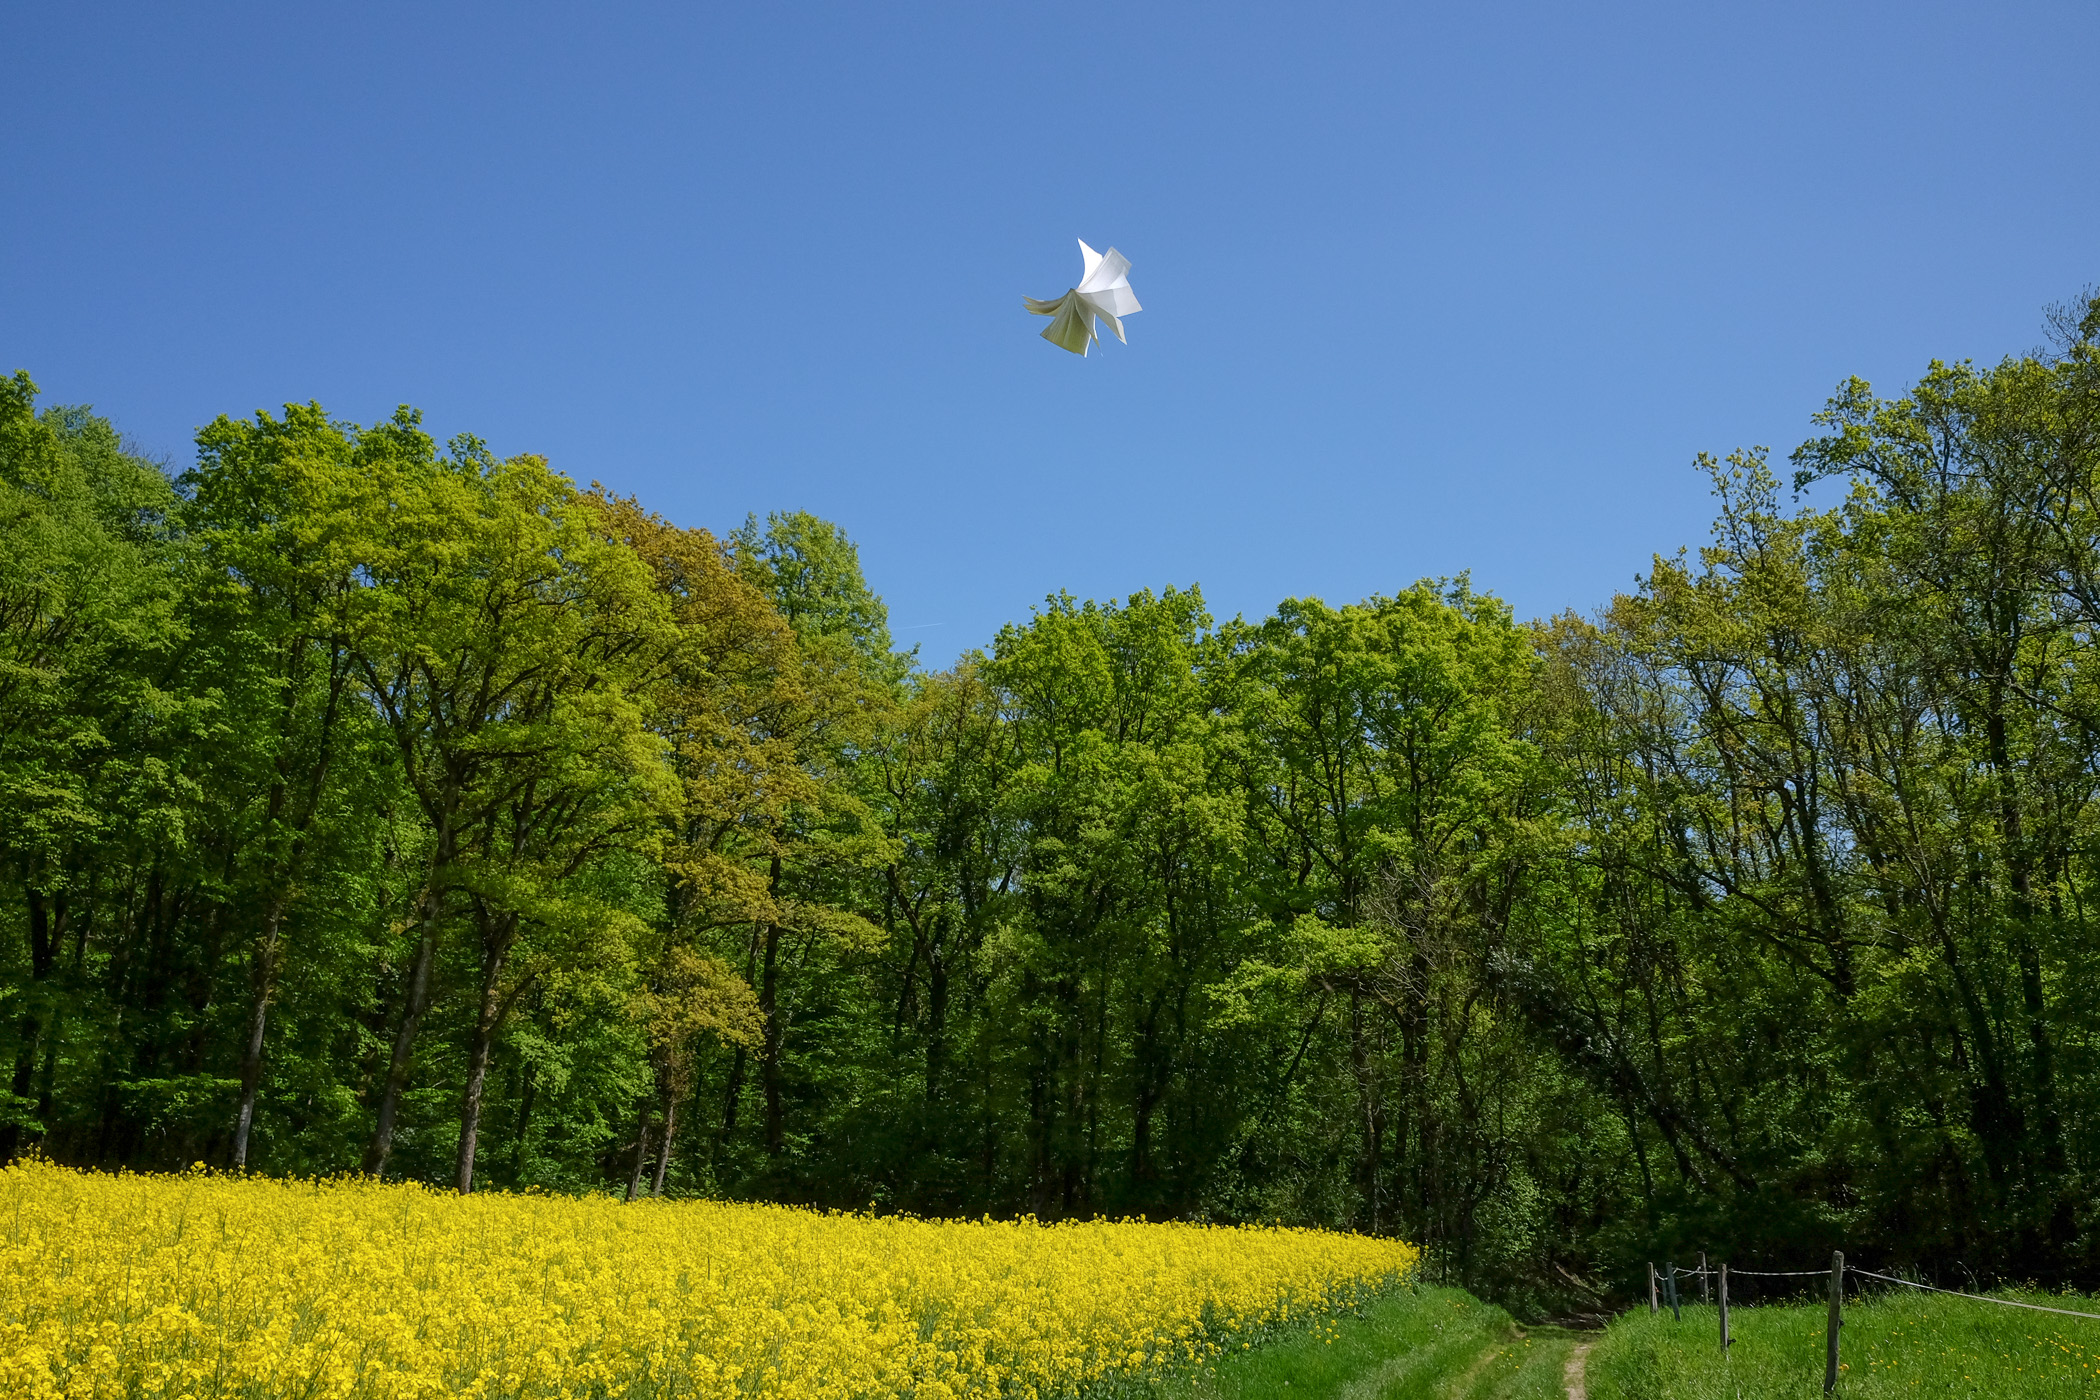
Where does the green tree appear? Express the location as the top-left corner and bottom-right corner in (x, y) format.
(712, 508), (894, 1176)
(183, 403), (393, 1168)
(983, 587), (1231, 1215)
(0, 372), (183, 1159)
(333, 421), (679, 1188)
(1225, 582), (1552, 1263)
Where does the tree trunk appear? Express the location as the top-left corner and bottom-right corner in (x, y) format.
(926, 937), (948, 1109)
(1984, 695), (2069, 1253)
(4, 1016), (41, 1163)
(363, 885), (443, 1177)
(719, 1045), (747, 1151)
(1131, 993), (1165, 1192)
(1350, 987), (1382, 1230)
(454, 911), (516, 1195)
(3, 889), (64, 1161)
(760, 857), (785, 1158)
(626, 1100), (653, 1202)
(231, 897), (286, 1169)
(652, 1094), (678, 1196)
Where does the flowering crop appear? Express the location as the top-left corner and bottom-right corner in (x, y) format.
(0, 1160), (1416, 1399)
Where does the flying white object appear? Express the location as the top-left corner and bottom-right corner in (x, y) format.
(1024, 240), (1141, 355)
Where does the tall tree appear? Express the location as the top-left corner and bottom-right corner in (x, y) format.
(0, 373), (183, 1160)
(183, 403), (386, 1168)
(714, 507), (894, 1173)
(333, 422), (678, 1186)
(1227, 582), (1545, 1246)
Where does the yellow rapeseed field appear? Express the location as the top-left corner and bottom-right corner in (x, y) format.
(0, 1160), (1417, 1400)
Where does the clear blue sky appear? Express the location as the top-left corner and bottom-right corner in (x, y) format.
(5, 3), (2095, 661)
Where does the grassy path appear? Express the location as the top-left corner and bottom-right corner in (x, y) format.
(1177, 1281), (2100, 1398)
(1159, 1287), (1586, 1400)
(1562, 1341), (1592, 1400)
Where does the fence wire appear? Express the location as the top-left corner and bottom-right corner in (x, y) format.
(1653, 1259), (2100, 1317)
(1848, 1267), (2100, 1322)
(1710, 1267), (1832, 1278)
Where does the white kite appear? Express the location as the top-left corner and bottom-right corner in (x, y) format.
(1024, 240), (1141, 355)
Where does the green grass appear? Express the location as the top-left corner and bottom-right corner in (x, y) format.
(1136, 1279), (2100, 1398)
(1586, 1290), (2100, 1398)
(1151, 1285), (1583, 1400)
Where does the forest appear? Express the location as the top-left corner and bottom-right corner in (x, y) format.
(4, 290), (2098, 1314)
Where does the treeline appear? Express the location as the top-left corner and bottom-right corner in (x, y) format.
(4, 291), (2099, 1309)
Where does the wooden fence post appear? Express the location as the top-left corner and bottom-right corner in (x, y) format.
(1649, 1261), (1658, 1315)
(1666, 1262), (1681, 1322)
(1699, 1250), (1710, 1304)
(1719, 1263), (1730, 1355)
(1824, 1251), (1845, 1393)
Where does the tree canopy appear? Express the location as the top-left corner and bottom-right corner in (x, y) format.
(6, 289), (2100, 1311)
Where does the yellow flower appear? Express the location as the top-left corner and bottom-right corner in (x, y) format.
(0, 1161), (1416, 1399)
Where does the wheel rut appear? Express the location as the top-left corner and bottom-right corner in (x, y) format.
(1562, 1340), (1593, 1400)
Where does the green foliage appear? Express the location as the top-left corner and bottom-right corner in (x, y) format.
(0, 372), (189, 1155)
(731, 508), (910, 686)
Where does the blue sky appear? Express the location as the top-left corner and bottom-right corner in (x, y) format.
(5, 2), (2095, 662)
